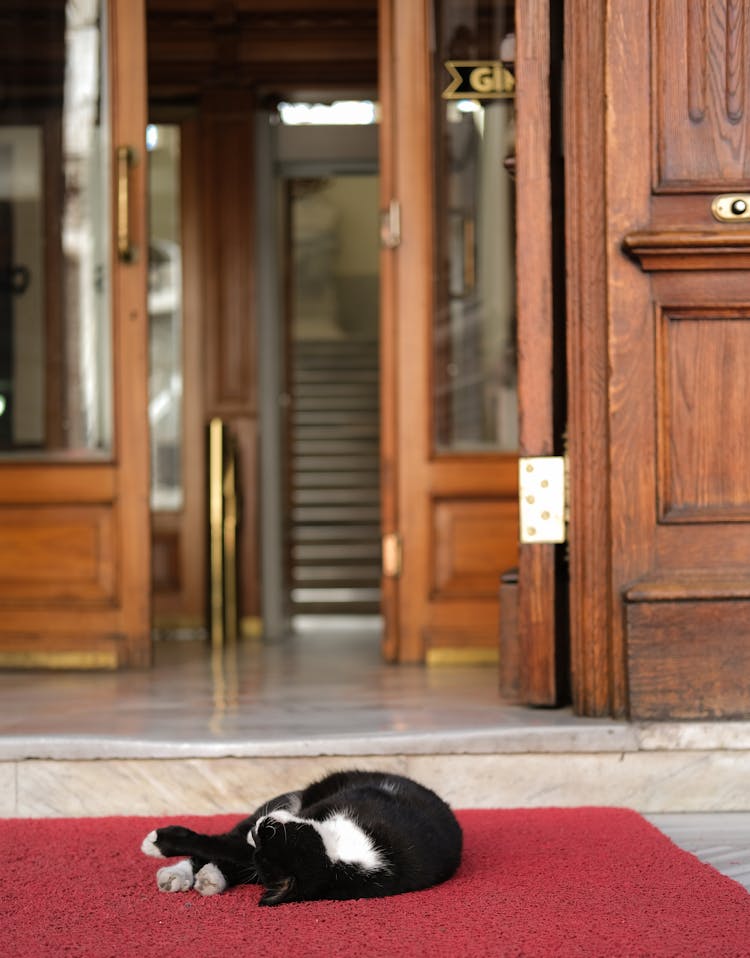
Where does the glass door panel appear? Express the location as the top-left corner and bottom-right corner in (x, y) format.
(0, 1), (112, 456)
(147, 124), (183, 511)
(432, 0), (516, 453)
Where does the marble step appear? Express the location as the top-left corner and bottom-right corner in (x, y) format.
(3, 720), (750, 819)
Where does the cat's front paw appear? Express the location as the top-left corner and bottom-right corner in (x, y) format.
(142, 830), (163, 858)
(156, 860), (195, 892)
(141, 825), (194, 859)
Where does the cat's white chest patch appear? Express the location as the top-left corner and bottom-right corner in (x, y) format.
(256, 809), (385, 873)
(317, 813), (384, 873)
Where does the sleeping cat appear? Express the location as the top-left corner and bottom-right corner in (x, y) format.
(141, 770), (462, 906)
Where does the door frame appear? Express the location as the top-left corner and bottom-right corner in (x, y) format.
(563, 0), (623, 716)
(514, 0), (563, 703)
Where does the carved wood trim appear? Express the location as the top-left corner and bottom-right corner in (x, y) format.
(624, 228), (750, 270)
(655, 303), (750, 523)
(653, 0), (750, 192)
(626, 572), (750, 602)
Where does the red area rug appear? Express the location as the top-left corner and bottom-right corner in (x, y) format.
(3, 808), (749, 957)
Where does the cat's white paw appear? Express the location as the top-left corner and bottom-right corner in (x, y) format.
(141, 830), (164, 858)
(194, 863), (227, 897)
(156, 860), (194, 892)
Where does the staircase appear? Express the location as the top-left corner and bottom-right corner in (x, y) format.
(288, 339), (381, 615)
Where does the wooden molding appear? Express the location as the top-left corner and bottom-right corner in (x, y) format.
(652, 0), (750, 192)
(624, 229), (750, 270)
(626, 573), (750, 603)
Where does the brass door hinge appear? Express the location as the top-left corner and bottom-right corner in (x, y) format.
(519, 456), (567, 544)
(382, 532), (403, 577)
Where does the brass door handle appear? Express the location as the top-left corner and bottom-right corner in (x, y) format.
(116, 145), (138, 262)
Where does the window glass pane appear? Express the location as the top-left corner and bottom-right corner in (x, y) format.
(0, 0), (111, 456)
(147, 124), (183, 511)
(433, 0), (517, 453)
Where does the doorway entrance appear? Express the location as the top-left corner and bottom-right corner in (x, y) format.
(0, 1), (562, 692)
(145, 0), (533, 669)
(267, 108), (382, 627)
(284, 173), (382, 622)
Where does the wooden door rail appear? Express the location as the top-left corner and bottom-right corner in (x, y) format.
(623, 228), (750, 271)
(625, 572), (750, 603)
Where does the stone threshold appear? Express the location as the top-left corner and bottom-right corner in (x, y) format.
(3, 718), (750, 761)
(3, 721), (750, 817)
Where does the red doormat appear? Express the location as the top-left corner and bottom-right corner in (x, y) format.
(3, 808), (749, 957)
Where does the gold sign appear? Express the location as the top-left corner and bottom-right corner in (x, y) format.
(442, 60), (515, 100)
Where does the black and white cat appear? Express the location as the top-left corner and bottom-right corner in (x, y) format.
(141, 770), (462, 906)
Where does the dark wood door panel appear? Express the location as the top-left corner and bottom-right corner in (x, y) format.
(627, 597), (750, 720)
(432, 498), (518, 599)
(653, 0), (750, 192)
(656, 306), (750, 522)
(0, 505), (116, 603)
(566, 0), (750, 717)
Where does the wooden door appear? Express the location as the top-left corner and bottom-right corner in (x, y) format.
(0, 0), (150, 668)
(566, 0), (750, 718)
(380, 0), (536, 666)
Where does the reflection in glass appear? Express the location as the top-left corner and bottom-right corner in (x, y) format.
(0, 1), (111, 456)
(147, 125), (183, 511)
(433, 1), (517, 453)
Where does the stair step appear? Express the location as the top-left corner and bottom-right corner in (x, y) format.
(292, 505), (381, 523)
(295, 369), (379, 385)
(293, 566), (382, 584)
(293, 425), (379, 441)
(294, 475), (380, 490)
(294, 439), (379, 455)
(295, 382), (379, 397)
(295, 338), (377, 350)
(293, 543), (382, 561)
(294, 396), (379, 413)
(289, 339), (381, 615)
(290, 587), (381, 604)
(294, 410), (379, 426)
(294, 455), (380, 472)
(291, 524), (381, 543)
(293, 487), (381, 506)
(291, 600), (381, 615)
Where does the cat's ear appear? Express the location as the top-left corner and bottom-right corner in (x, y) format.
(258, 876), (295, 906)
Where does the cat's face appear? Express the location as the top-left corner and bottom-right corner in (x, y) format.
(249, 813), (328, 905)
